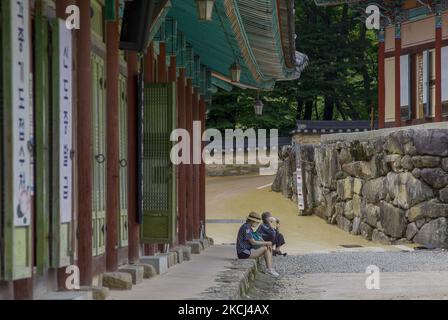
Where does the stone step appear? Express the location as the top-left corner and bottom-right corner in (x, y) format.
(140, 255), (169, 275)
(186, 240), (203, 254)
(169, 247), (184, 264)
(158, 251), (178, 268)
(119, 265), (144, 285)
(133, 263), (157, 279)
(180, 245), (192, 261)
(102, 272), (133, 290)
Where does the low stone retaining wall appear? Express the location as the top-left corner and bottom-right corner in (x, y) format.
(273, 125), (448, 249)
(200, 259), (259, 299)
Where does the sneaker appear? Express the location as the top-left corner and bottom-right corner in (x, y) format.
(266, 269), (280, 277)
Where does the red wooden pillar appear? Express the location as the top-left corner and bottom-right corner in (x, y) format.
(192, 89), (200, 240)
(143, 44), (155, 256)
(378, 28), (385, 129)
(199, 97), (207, 234)
(56, 0), (74, 17)
(169, 56), (177, 83)
(177, 69), (187, 245)
(435, 14), (443, 122)
(158, 42), (167, 84)
(127, 52), (140, 263)
(394, 24), (402, 128)
(76, 0), (93, 286)
(186, 79), (194, 241)
(105, 0), (120, 272)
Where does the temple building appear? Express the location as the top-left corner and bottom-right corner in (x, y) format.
(0, 0), (307, 299)
(315, 0), (448, 128)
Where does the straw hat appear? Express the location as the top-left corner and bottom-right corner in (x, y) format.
(246, 212), (261, 223)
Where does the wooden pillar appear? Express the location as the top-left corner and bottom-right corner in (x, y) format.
(186, 79), (194, 241)
(169, 56), (177, 83)
(127, 52), (140, 263)
(158, 42), (167, 83)
(378, 28), (385, 129)
(177, 69), (187, 245)
(435, 13), (443, 122)
(143, 44), (156, 256)
(192, 89), (200, 240)
(76, 0), (93, 286)
(105, 0), (120, 272)
(56, 0), (72, 17)
(394, 24), (402, 128)
(13, 280), (33, 300)
(199, 97), (206, 234)
(145, 44), (154, 83)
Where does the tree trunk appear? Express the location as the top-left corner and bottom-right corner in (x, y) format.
(296, 97), (304, 119)
(304, 99), (313, 120)
(323, 96), (334, 120)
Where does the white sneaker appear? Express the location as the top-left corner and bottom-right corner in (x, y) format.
(266, 269), (280, 277)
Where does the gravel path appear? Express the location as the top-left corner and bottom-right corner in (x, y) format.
(273, 250), (448, 274)
(246, 250), (448, 300)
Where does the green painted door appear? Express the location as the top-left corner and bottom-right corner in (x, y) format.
(141, 83), (177, 244)
(91, 53), (107, 256)
(118, 74), (128, 247)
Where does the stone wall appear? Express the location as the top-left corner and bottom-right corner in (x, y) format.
(281, 126), (448, 248)
(272, 146), (298, 202)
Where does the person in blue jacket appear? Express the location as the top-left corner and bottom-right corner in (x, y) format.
(257, 212), (286, 256)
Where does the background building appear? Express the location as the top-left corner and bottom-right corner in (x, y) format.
(315, 0), (448, 128)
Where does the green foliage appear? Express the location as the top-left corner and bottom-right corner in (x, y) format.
(207, 0), (378, 133)
(206, 88), (297, 136)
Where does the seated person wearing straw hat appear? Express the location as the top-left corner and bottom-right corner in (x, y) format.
(236, 212), (280, 277)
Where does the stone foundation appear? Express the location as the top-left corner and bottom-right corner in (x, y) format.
(276, 126), (448, 248)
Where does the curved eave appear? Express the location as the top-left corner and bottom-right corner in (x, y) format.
(168, 0), (275, 90)
(235, 0), (308, 82)
(167, 0), (306, 90)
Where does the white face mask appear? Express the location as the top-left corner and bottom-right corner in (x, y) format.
(250, 222), (259, 230)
